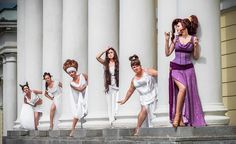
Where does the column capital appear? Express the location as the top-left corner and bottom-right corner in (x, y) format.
(0, 50), (17, 64)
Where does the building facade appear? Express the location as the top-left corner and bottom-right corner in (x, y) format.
(0, 0), (236, 137)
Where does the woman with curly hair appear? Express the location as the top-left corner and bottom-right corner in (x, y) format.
(118, 55), (158, 136)
(63, 59), (88, 137)
(43, 72), (62, 130)
(96, 47), (119, 125)
(165, 15), (206, 128)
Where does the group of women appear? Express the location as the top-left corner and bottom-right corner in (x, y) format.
(19, 15), (206, 137)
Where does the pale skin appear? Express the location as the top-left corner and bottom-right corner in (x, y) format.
(44, 75), (62, 129)
(117, 65), (158, 135)
(96, 47), (115, 66)
(23, 86), (42, 130)
(67, 70), (88, 137)
(164, 21), (200, 127)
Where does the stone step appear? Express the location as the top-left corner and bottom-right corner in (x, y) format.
(4, 126), (236, 144)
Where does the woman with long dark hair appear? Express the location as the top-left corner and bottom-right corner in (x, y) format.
(165, 15), (206, 128)
(118, 55), (158, 136)
(96, 47), (119, 125)
(43, 72), (62, 130)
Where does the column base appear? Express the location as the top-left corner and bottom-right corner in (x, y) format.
(83, 113), (110, 129)
(13, 119), (21, 129)
(203, 103), (230, 125)
(152, 105), (171, 127)
(112, 115), (137, 128)
(58, 114), (73, 130)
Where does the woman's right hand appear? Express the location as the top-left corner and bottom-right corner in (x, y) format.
(164, 32), (170, 41)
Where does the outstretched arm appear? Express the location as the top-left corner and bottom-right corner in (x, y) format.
(146, 68), (158, 77)
(33, 89), (42, 95)
(165, 32), (175, 56)
(117, 79), (135, 105)
(192, 36), (200, 60)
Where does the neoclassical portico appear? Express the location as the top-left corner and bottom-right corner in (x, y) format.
(1, 0), (230, 136)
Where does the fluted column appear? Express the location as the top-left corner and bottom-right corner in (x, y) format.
(14, 0), (25, 129)
(85, 0), (119, 128)
(177, 0), (229, 125)
(59, 0), (88, 129)
(154, 0), (229, 126)
(113, 0), (156, 128)
(24, 0), (43, 93)
(152, 0), (177, 127)
(2, 53), (17, 136)
(39, 0), (62, 129)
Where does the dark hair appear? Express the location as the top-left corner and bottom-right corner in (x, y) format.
(171, 18), (182, 42)
(129, 54), (141, 67)
(188, 15), (199, 35)
(104, 47), (119, 93)
(19, 82), (30, 91)
(43, 72), (52, 91)
(63, 59), (78, 72)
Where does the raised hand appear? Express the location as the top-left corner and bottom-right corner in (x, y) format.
(164, 32), (170, 41)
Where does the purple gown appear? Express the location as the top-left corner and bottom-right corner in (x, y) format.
(169, 36), (206, 127)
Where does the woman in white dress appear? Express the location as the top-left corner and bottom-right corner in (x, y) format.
(96, 47), (119, 125)
(19, 82), (43, 130)
(63, 59), (88, 137)
(118, 55), (158, 136)
(43, 72), (62, 130)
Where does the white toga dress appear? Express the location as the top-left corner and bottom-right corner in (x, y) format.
(133, 71), (158, 127)
(70, 74), (88, 119)
(106, 65), (119, 124)
(47, 80), (62, 128)
(20, 92), (43, 129)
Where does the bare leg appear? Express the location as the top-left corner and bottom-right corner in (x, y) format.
(49, 103), (56, 130)
(69, 118), (79, 137)
(173, 80), (186, 128)
(134, 106), (148, 136)
(34, 112), (40, 130)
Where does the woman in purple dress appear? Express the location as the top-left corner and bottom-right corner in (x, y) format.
(164, 15), (206, 128)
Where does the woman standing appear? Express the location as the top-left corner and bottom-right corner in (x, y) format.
(96, 47), (119, 125)
(118, 55), (158, 135)
(63, 59), (88, 137)
(19, 82), (43, 130)
(165, 15), (206, 128)
(43, 72), (62, 130)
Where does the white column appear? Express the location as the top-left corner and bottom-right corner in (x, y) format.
(59, 0), (88, 129)
(14, 0), (25, 129)
(84, 0), (119, 128)
(152, 0), (177, 127)
(113, 0), (156, 127)
(39, 0), (62, 129)
(177, 0), (229, 125)
(24, 0), (43, 91)
(2, 53), (17, 136)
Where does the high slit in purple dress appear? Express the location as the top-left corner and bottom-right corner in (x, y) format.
(169, 36), (206, 127)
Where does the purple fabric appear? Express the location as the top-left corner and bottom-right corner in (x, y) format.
(169, 36), (206, 127)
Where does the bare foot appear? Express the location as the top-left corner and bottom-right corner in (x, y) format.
(134, 127), (140, 136)
(69, 129), (75, 137)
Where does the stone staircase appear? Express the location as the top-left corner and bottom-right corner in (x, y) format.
(3, 126), (236, 144)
